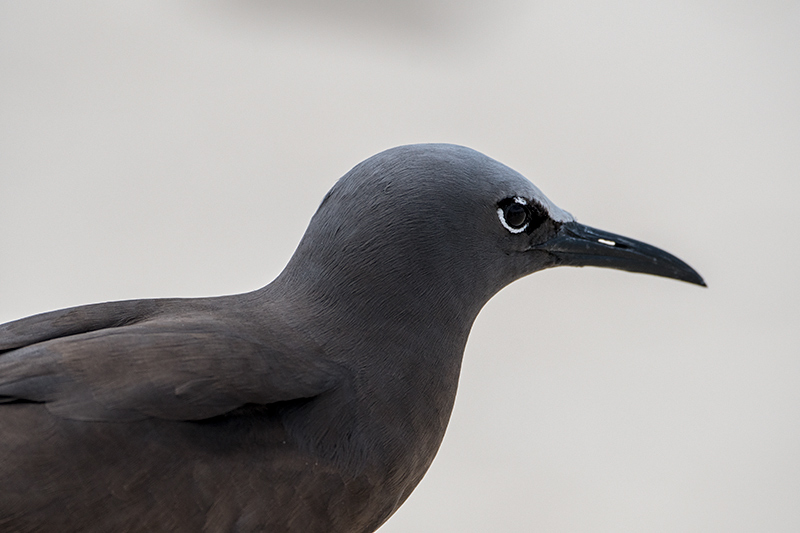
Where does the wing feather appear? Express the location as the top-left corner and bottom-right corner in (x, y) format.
(0, 302), (342, 422)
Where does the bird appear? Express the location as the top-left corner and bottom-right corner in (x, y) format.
(0, 144), (704, 533)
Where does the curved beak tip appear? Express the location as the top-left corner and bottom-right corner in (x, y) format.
(687, 271), (707, 288)
(676, 268), (707, 288)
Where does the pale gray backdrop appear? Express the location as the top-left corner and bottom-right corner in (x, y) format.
(1, 2), (798, 531)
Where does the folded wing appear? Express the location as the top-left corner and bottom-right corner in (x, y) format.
(0, 300), (342, 422)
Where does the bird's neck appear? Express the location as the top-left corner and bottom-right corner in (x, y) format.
(265, 256), (485, 370)
(261, 259), (487, 462)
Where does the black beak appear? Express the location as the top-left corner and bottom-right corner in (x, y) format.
(534, 221), (706, 286)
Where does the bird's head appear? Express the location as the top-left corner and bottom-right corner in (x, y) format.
(278, 144), (704, 324)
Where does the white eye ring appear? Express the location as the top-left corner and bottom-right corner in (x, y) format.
(497, 197), (529, 234)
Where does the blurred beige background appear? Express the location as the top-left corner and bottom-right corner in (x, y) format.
(1, 1), (798, 531)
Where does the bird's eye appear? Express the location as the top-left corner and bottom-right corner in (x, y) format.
(504, 204), (528, 228)
(497, 198), (531, 234)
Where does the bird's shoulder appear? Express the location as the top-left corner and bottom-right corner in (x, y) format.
(0, 296), (344, 422)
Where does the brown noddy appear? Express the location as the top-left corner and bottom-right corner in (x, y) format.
(0, 144), (704, 532)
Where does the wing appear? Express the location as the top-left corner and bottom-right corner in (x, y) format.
(0, 299), (162, 353)
(0, 299), (342, 422)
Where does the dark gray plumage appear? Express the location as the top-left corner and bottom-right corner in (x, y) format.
(0, 144), (704, 532)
